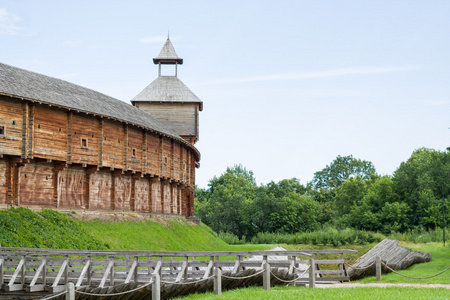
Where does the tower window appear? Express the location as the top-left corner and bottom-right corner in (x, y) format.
(132, 148), (136, 157)
(81, 138), (88, 149)
(0, 125), (5, 137)
(12, 121), (16, 125)
(164, 156), (169, 165)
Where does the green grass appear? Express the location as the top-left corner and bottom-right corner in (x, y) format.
(358, 242), (450, 284)
(79, 217), (274, 252)
(0, 208), (107, 249)
(173, 286), (450, 300)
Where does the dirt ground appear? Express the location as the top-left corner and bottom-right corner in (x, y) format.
(315, 283), (450, 289)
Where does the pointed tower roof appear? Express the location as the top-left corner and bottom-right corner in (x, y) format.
(153, 38), (183, 65)
(131, 76), (203, 111)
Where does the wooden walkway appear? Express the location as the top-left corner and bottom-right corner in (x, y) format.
(0, 247), (357, 299)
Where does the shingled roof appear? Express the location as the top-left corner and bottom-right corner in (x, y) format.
(0, 62), (199, 157)
(153, 38), (183, 65)
(131, 76), (203, 111)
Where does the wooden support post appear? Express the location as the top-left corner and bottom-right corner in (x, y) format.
(309, 259), (315, 288)
(214, 267), (222, 296)
(152, 273), (160, 300)
(66, 282), (75, 300)
(376, 256), (381, 281)
(263, 262), (270, 291)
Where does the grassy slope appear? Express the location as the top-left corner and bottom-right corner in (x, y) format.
(358, 242), (450, 284)
(79, 217), (273, 252)
(176, 286), (449, 300)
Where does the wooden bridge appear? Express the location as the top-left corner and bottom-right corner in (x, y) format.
(0, 247), (356, 299)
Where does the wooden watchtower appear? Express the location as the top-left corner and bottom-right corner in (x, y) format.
(131, 38), (203, 145)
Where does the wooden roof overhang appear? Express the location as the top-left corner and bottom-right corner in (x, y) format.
(153, 58), (183, 65)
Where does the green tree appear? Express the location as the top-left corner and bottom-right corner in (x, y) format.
(311, 155), (376, 191)
(393, 148), (450, 228)
(194, 165), (257, 238)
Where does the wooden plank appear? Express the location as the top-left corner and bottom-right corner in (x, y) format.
(99, 260), (114, 288)
(203, 259), (213, 279)
(51, 259), (68, 288)
(124, 259), (137, 284)
(28, 258), (46, 287)
(7, 257), (24, 287)
(0, 257), (4, 285)
(75, 260), (90, 287)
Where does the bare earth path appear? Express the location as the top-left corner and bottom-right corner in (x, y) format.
(316, 283), (450, 289)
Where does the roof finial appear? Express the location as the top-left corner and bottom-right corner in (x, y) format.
(167, 29), (170, 40)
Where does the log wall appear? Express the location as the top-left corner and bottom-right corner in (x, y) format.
(0, 160), (8, 204)
(0, 96), (23, 156)
(0, 96), (197, 216)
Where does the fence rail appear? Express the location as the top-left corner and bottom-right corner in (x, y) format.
(0, 247), (356, 299)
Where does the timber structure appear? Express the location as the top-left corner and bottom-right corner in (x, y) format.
(0, 39), (201, 217)
(0, 247), (357, 299)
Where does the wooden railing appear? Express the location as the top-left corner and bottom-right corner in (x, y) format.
(0, 247), (357, 297)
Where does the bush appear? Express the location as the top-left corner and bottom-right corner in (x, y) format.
(220, 228), (383, 246)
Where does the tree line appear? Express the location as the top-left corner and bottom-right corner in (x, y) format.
(194, 148), (449, 239)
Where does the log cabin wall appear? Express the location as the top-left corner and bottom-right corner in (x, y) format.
(33, 105), (67, 161)
(0, 160), (7, 204)
(113, 174), (132, 211)
(70, 113), (99, 165)
(151, 179), (162, 213)
(134, 177), (150, 212)
(102, 119), (125, 170)
(126, 126), (144, 173)
(0, 96), (23, 156)
(18, 162), (54, 207)
(57, 167), (85, 208)
(136, 102), (198, 140)
(146, 133), (160, 176)
(0, 93), (198, 217)
(161, 137), (171, 179)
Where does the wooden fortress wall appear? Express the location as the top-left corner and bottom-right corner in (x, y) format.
(0, 95), (196, 216)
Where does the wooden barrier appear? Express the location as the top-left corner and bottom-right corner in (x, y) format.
(0, 247), (356, 299)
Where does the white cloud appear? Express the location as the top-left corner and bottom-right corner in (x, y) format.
(0, 8), (23, 35)
(139, 35), (168, 44)
(202, 65), (423, 85)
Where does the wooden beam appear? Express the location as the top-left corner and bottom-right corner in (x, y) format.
(66, 111), (72, 164)
(124, 259), (138, 284)
(76, 260), (90, 287)
(98, 118), (103, 168)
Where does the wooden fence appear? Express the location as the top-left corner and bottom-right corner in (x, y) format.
(0, 247), (357, 299)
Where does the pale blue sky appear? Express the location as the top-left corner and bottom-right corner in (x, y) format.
(1, 1), (449, 188)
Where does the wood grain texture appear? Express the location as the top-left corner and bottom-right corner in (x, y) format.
(134, 177), (150, 212)
(18, 162), (54, 207)
(0, 160), (7, 204)
(0, 96), (23, 156)
(126, 126), (143, 172)
(114, 175), (132, 211)
(136, 103), (197, 137)
(70, 113), (99, 165)
(57, 167), (85, 208)
(33, 105), (67, 161)
(0, 95), (198, 216)
(101, 119), (124, 169)
(89, 170), (112, 210)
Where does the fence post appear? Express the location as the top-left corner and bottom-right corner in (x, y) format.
(152, 273), (160, 300)
(263, 262), (270, 291)
(66, 282), (75, 300)
(214, 267), (222, 295)
(309, 259), (315, 288)
(376, 256), (381, 281)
